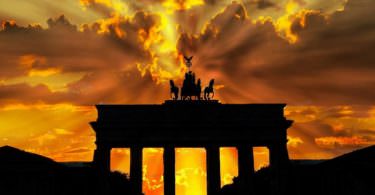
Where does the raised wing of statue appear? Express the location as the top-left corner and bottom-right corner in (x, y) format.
(184, 56), (193, 68)
(184, 55), (193, 61)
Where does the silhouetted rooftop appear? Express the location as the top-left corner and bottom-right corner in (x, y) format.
(290, 159), (327, 166)
(0, 145), (62, 171)
(60, 161), (92, 168)
(320, 145), (375, 167)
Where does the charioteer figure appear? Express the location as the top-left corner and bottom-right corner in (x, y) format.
(169, 55), (215, 100)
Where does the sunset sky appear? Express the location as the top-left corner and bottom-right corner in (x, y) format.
(1, 0), (375, 195)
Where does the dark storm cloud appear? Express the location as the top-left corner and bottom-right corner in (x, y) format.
(0, 0), (374, 106)
(247, 0), (277, 9)
(257, 0), (276, 9)
(0, 83), (76, 105)
(0, 70), (166, 106)
(47, 15), (77, 30)
(204, 0), (217, 5)
(64, 70), (166, 105)
(0, 13), (166, 105)
(177, 0), (375, 105)
(0, 14), (156, 79)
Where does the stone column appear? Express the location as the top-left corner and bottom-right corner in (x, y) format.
(93, 144), (111, 172)
(268, 140), (289, 168)
(268, 141), (289, 195)
(92, 144), (111, 195)
(280, 138), (290, 165)
(130, 146), (143, 195)
(237, 145), (254, 194)
(164, 146), (175, 195)
(206, 146), (221, 195)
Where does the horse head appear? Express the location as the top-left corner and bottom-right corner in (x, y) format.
(184, 55), (193, 62)
(209, 79), (215, 88)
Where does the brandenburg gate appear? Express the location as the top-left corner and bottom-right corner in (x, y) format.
(90, 100), (293, 195)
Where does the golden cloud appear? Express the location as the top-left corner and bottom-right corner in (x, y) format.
(315, 136), (374, 149)
(287, 135), (304, 148)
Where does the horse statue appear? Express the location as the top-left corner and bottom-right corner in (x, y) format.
(169, 80), (179, 100)
(204, 79), (215, 100)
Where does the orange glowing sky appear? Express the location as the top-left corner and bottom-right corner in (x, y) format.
(1, 0), (375, 195)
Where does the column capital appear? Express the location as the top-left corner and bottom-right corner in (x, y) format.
(93, 145), (111, 172)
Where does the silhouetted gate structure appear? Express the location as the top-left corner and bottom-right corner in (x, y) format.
(91, 101), (293, 195)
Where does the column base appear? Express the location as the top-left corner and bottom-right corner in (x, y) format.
(130, 146), (143, 195)
(164, 146), (175, 195)
(206, 146), (221, 195)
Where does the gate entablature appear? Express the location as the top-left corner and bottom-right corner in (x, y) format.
(91, 102), (291, 147)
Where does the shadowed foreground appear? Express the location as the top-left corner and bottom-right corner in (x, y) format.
(0, 146), (132, 195)
(220, 145), (375, 195)
(0, 145), (374, 195)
